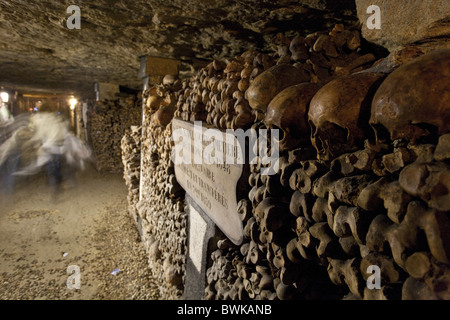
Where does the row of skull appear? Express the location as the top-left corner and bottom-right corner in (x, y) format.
(255, 49), (450, 161)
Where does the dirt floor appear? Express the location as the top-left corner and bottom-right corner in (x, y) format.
(0, 165), (160, 300)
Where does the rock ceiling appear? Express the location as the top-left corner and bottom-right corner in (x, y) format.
(0, 0), (359, 97)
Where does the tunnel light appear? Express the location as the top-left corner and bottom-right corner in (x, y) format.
(69, 98), (78, 110)
(0, 92), (9, 103)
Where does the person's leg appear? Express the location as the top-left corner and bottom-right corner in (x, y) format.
(4, 153), (20, 194)
(46, 155), (62, 192)
(1, 152), (20, 195)
(0, 161), (7, 195)
(45, 159), (56, 190)
(54, 155), (62, 188)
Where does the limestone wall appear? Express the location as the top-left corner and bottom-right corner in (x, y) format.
(356, 0), (450, 53)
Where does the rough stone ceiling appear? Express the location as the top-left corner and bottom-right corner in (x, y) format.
(0, 0), (358, 97)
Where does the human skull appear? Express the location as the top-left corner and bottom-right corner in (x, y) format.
(245, 64), (310, 113)
(289, 35), (309, 62)
(162, 74), (178, 86)
(151, 94), (176, 127)
(370, 49), (450, 144)
(265, 83), (321, 152)
(308, 72), (385, 161)
(146, 93), (163, 113)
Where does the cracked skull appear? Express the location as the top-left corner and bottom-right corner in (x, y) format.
(370, 49), (450, 144)
(245, 63), (310, 113)
(265, 83), (321, 152)
(308, 72), (385, 161)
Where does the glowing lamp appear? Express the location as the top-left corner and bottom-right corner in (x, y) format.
(69, 98), (78, 110)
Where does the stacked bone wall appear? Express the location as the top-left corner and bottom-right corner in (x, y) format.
(171, 24), (449, 300)
(121, 125), (142, 223)
(132, 23), (449, 300)
(135, 94), (187, 299)
(174, 24), (363, 300)
(90, 97), (141, 172)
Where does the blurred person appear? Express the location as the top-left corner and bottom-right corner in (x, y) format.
(0, 134), (20, 195)
(0, 100), (13, 127)
(6, 109), (92, 196)
(13, 111), (68, 194)
(0, 106), (25, 196)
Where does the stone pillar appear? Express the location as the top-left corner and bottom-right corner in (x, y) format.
(94, 82), (120, 100)
(138, 55), (180, 203)
(184, 194), (220, 300)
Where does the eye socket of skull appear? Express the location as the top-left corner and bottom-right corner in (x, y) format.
(412, 123), (439, 144)
(371, 121), (440, 145)
(309, 120), (323, 154)
(267, 124), (286, 145)
(311, 121), (354, 160)
(370, 123), (391, 145)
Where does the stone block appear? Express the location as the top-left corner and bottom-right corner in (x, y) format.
(356, 0), (450, 52)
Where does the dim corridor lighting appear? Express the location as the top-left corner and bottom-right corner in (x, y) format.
(69, 98), (78, 110)
(1, 91), (9, 103)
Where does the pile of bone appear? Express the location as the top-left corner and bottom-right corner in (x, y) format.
(143, 74), (183, 128)
(135, 111), (187, 300)
(90, 97), (141, 172)
(205, 49), (450, 300)
(173, 24), (376, 131)
(121, 125), (142, 223)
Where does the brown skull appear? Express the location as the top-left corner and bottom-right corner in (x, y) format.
(370, 49), (450, 144)
(289, 35), (309, 62)
(146, 94), (163, 113)
(245, 64), (310, 113)
(308, 72), (385, 161)
(265, 83), (321, 152)
(151, 94), (176, 127)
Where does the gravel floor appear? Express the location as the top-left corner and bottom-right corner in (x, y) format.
(89, 203), (161, 300)
(0, 168), (161, 300)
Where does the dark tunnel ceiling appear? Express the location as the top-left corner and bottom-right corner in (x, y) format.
(0, 0), (359, 97)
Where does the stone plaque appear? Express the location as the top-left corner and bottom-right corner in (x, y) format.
(144, 56), (180, 76)
(172, 119), (244, 245)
